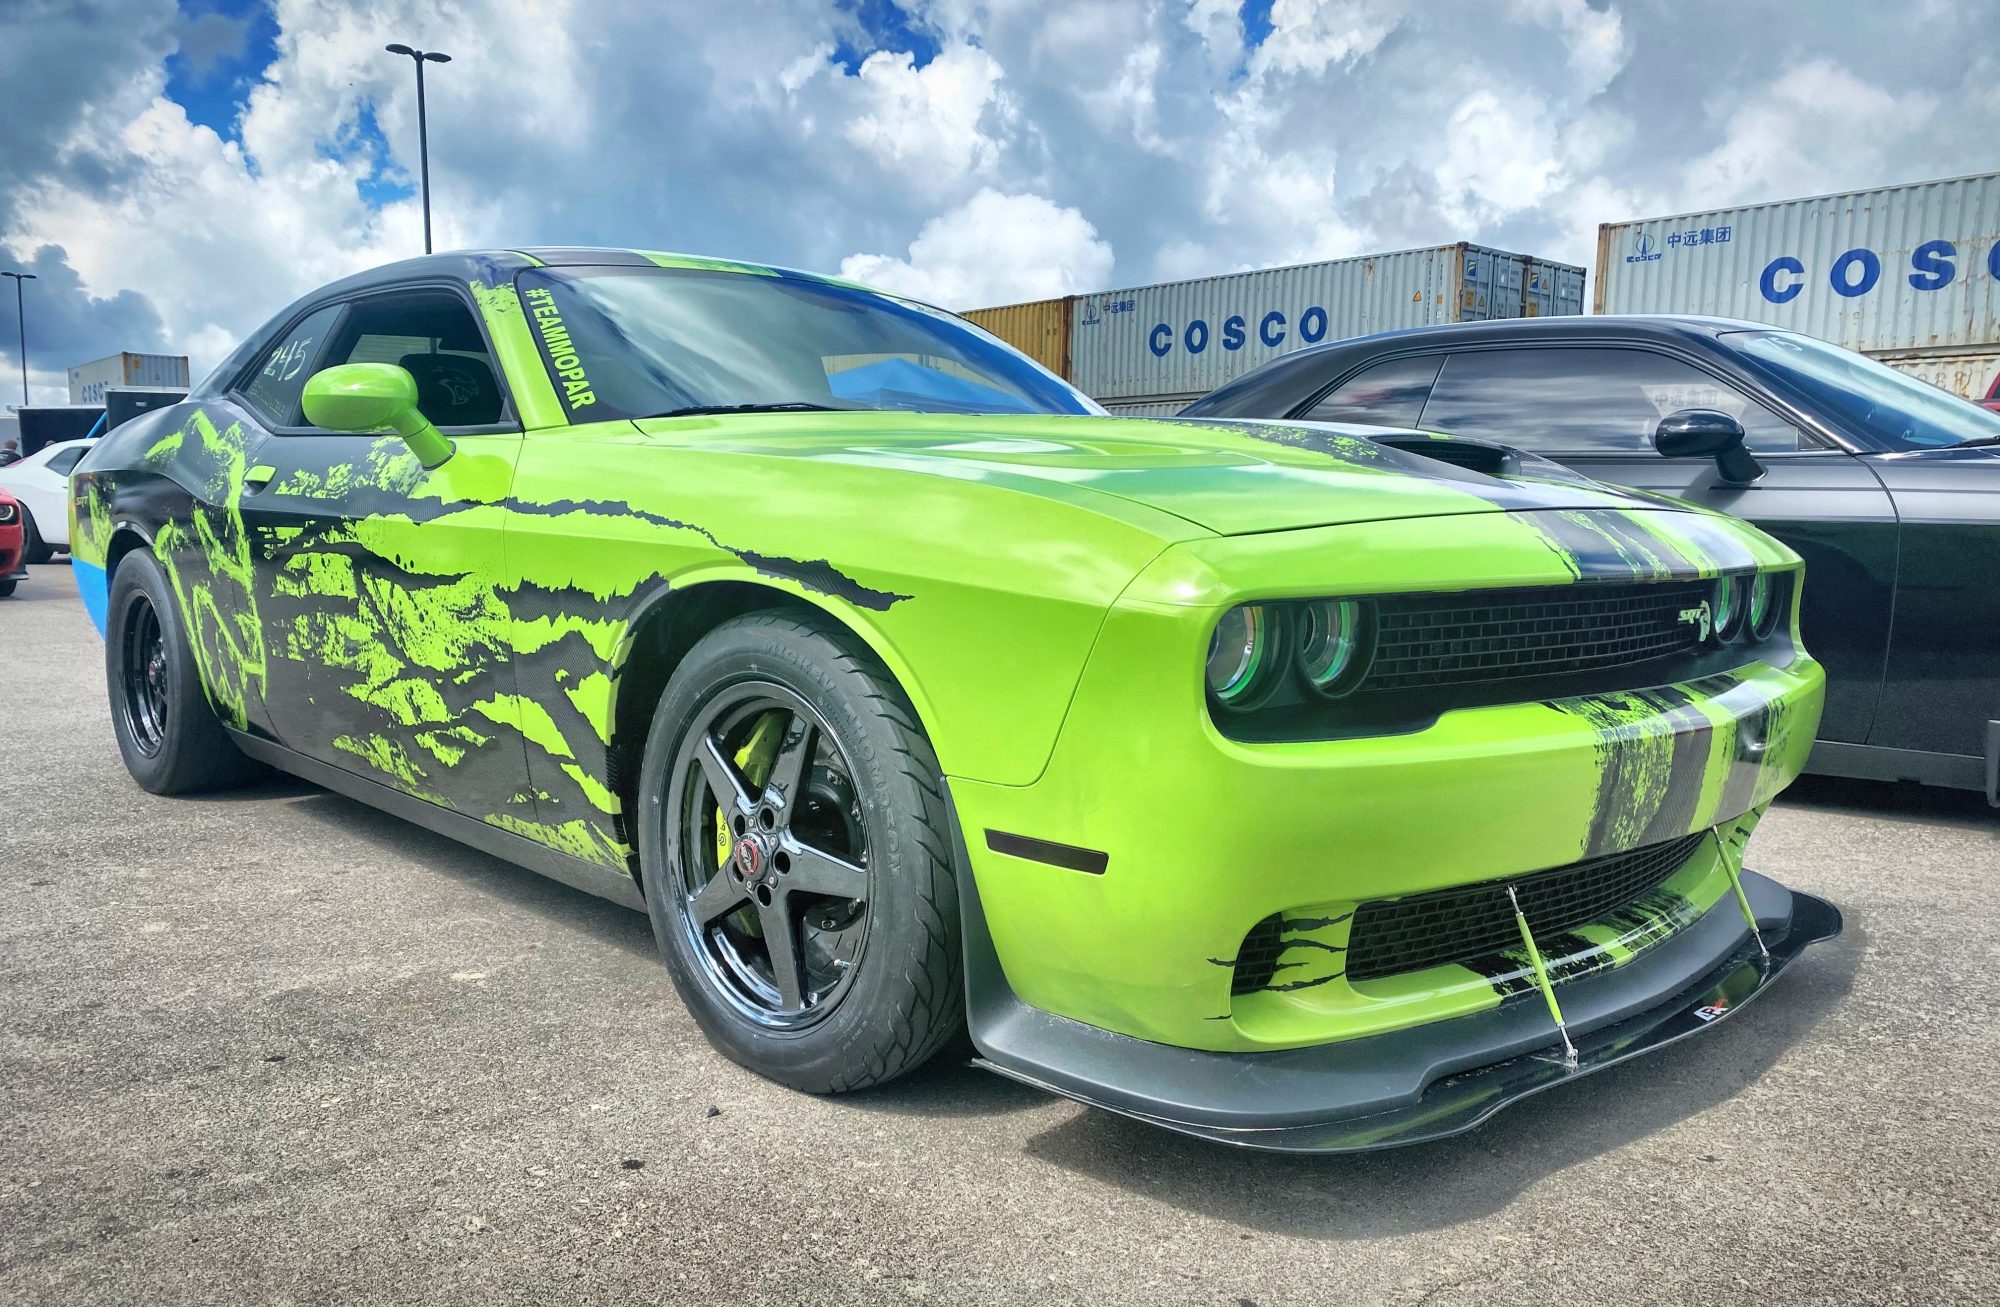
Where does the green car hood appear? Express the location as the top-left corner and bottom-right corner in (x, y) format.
(630, 411), (1668, 536)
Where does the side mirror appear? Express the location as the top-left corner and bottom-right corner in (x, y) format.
(301, 363), (454, 469)
(1653, 408), (1763, 484)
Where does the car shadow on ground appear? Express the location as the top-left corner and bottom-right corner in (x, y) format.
(1002, 927), (1861, 1240)
(1777, 773), (1996, 828)
(272, 784), (661, 961)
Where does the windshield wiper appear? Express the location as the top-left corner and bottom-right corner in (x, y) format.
(1951, 435), (2000, 448)
(640, 402), (855, 419)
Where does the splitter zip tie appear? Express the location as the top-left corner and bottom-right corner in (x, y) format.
(1507, 885), (1579, 1069)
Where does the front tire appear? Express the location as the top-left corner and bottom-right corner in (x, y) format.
(637, 611), (963, 1094)
(105, 551), (263, 794)
(21, 507), (52, 565)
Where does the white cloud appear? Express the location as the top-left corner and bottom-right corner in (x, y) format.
(1248, 0), (1404, 79)
(1686, 60), (1937, 206)
(1509, 0), (1628, 95)
(839, 43), (1013, 190)
(1434, 90), (1565, 223)
(840, 189), (1114, 308)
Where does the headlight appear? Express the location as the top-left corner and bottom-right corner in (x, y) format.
(1748, 572), (1781, 640)
(1297, 599), (1368, 697)
(1712, 574), (1749, 643)
(0, 502), (15, 523)
(1206, 604), (1275, 708)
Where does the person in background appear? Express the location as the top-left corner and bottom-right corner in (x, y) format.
(0, 439), (21, 466)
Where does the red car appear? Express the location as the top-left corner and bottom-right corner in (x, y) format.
(1981, 374), (2000, 414)
(0, 487), (26, 597)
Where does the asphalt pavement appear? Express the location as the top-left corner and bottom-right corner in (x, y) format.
(2, 569), (1995, 1305)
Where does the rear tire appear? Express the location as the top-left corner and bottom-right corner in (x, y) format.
(105, 551), (264, 795)
(637, 610), (963, 1094)
(21, 507), (52, 565)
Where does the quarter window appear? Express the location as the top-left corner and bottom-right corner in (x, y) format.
(313, 291), (506, 428)
(239, 304), (343, 427)
(1418, 348), (1802, 453)
(1301, 355), (1443, 427)
(45, 446), (86, 475)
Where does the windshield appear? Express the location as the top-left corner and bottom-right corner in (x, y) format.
(518, 265), (1097, 422)
(1721, 329), (2000, 450)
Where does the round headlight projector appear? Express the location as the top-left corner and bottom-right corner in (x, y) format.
(1205, 605), (1272, 707)
(1298, 599), (1366, 697)
(1748, 572), (1781, 640)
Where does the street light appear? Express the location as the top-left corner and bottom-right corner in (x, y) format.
(384, 43), (452, 254)
(1, 271), (34, 405)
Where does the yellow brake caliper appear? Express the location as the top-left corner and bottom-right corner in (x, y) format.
(713, 711), (788, 933)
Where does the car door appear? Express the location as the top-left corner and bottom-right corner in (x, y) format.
(1410, 345), (1898, 746)
(231, 283), (532, 821)
(1858, 446), (2000, 770)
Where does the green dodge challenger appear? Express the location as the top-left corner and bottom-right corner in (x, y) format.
(70, 248), (1839, 1150)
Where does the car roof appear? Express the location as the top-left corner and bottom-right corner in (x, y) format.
(1332, 314), (1771, 351)
(299, 247), (874, 303)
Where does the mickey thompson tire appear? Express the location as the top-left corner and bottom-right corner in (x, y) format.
(105, 550), (264, 795)
(637, 610), (964, 1094)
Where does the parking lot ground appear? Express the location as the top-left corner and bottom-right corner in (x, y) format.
(2, 573), (1996, 1305)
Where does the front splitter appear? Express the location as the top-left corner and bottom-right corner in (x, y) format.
(962, 862), (1841, 1153)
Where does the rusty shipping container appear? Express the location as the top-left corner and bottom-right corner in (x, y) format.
(1056, 243), (1581, 408)
(1594, 171), (2000, 398)
(962, 297), (1073, 380)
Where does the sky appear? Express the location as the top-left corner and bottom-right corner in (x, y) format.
(1, 0), (1997, 406)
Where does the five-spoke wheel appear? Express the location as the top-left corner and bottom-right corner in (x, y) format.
(638, 611), (963, 1093)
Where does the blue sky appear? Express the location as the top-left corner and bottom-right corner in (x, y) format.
(3, 0), (1998, 405)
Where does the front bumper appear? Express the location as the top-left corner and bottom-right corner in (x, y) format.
(966, 863), (1840, 1152)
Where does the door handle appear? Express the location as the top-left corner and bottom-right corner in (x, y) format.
(243, 464), (276, 492)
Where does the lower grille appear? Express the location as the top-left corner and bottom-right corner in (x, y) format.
(1345, 831), (1711, 983)
(1363, 580), (1715, 693)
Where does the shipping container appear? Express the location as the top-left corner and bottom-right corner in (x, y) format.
(1594, 171), (2000, 395)
(66, 352), (191, 405)
(962, 298), (1072, 379)
(1061, 242), (1582, 406)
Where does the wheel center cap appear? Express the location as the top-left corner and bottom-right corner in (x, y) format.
(733, 836), (766, 881)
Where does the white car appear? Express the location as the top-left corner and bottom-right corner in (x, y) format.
(0, 439), (91, 563)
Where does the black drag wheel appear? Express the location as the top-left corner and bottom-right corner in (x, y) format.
(0, 579), (15, 598)
(638, 610), (962, 1094)
(105, 551), (263, 795)
(21, 507), (52, 565)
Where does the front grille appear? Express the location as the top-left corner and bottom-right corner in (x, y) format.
(1363, 580), (1714, 693)
(1344, 831), (1710, 983)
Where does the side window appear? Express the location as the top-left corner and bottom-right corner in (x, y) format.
(1419, 348), (1802, 453)
(1302, 355), (1443, 426)
(45, 446), (86, 475)
(239, 304), (343, 427)
(313, 291), (506, 428)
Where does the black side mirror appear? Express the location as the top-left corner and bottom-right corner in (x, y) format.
(1654, 408), (1764, 484)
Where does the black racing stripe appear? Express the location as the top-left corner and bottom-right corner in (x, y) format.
(983, 830), (1108, 874)
(1637, 685), (1715, 845)
(500, 496), (912, 610)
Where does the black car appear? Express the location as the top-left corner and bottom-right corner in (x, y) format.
(1182, 315), (2000, 802)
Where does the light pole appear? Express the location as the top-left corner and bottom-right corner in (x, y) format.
(384, 43), (452, 254)
(1, 271), (33, 405)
